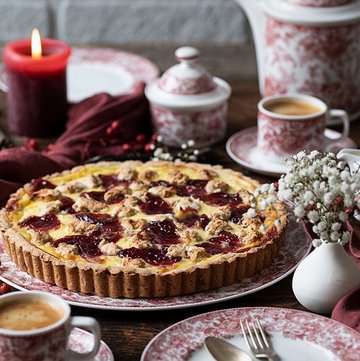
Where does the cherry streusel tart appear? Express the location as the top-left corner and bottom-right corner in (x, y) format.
(0, 161), (287, 298)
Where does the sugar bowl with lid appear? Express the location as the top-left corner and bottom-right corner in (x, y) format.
(145, 47), (231, 147)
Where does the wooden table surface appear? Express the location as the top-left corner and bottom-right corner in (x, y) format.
(0, 44), (359, 361)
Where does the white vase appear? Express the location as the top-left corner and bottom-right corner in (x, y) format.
(292, 242), (360, 314)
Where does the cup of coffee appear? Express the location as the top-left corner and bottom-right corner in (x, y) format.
(257, 94), (350, 164)
(0, 291), (101, 361)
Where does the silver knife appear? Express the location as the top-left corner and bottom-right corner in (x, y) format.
(205, 336), (253, 361)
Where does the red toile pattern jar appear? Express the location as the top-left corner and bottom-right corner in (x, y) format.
(145, 47), (231, 147)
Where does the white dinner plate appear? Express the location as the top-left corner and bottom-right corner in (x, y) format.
(0, 47), (159, 102)
(0, 214), (311, 311)
(141, 307), (360, 361)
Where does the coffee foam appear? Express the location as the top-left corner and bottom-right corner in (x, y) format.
(0, 300), (64, 331)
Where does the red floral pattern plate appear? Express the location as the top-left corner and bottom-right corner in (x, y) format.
(141, 307), (360, 361)
(0, 47), (159, 102)
(70, 328), (113, 361)
(226, 127), (357, 177)
(0, 215), (311, 311)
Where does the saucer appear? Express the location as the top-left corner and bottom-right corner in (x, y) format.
(226, 127), (357, 177)
(70, 327), (114, 361)
(0, 47), (159, 103)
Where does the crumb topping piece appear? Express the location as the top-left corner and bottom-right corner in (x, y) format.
(211, 206), (231, 221)
(117, 167), (138, 181)
(205, 179), (228, 193)
(56, 243), (80, 256)
(73, 197), (107, 213)
(168, 170), (189, 185)
(205, 218), (230, 236)
(98, 240), (119, 256)
(148, 185), (176, 198)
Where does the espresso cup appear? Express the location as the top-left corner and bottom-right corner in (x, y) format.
(0, 291), (101, 361)
(257, 94), (350, 164)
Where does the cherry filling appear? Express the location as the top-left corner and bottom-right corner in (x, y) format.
(54, 213), (122, 257)
(75, 213), (119, 232)
(139, 195), (172, 215)
(200, 231), (241, 255)
(82, 191), (124, 204)
(176, 179), (208, 198)
(98, 174), (122, 189)
(54, 235), (103, 257)
(119, 247), (181, 266)
(30, 178), (56, 193)
(59, 197), (75, 214)
(180, 214), (210, 229)
(19, 213), (60, 231)
(150, 180), (170, 187)
(229, 205), (251, 224)
(145, 220), (180, 245)
(201, 192), (243, 206)
(76, 212), (122, 242)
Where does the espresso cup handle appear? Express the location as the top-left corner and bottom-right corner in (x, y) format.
(325, 109), (350, 144)
(67, 316), (101, 361)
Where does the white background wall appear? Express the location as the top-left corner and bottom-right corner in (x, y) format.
(0, 0), (249, 45)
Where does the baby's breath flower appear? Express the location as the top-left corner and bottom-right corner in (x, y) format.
(278, 151), (360, 247)
(339, 211), (348, 221)
(245, 208), (257, 218)
(312, 238), (322, 247)
(307, 210), (320, 223)
(303, 191), (314, 202)
(294, 205), (305, 218)
(331, 223), (341, 231)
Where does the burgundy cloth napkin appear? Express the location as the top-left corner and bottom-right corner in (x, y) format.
(331, 228), (360, 332)
(0, 82), (149, 206)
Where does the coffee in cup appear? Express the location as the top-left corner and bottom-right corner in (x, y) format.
(0, 291), (101, 361)
(0, 298), (64, 331)
(257, 94), (350, 164)
(265, 100), (322, 116)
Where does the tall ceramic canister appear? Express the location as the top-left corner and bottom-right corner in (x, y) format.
(235, 0), (360, 119)
(145, 47), (231, 147)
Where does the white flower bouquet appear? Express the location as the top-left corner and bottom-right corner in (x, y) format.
(276, 150), (360, 247)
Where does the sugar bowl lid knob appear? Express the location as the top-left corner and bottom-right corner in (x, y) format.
(158, 46), (216, 95)
(175, 47), (200, 64)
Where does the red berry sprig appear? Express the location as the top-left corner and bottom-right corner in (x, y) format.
(0, 282), (11, 295)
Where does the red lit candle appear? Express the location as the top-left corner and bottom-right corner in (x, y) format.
(3, 29), (71, 137)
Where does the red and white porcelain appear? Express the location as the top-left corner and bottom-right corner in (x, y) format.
(141, 307), (360, 361)
(235, 0), (360, 119)
(226, 127), (357, 177)
(257, 94), (349, 164)
(145, 47), (231, 147)
(0, 292), (101, 361)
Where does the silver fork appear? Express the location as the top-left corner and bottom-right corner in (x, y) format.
(240, 318), (280, 361)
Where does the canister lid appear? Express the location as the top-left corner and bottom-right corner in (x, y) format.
(157, 47), (217, 95)
(145, 47), (231, 110)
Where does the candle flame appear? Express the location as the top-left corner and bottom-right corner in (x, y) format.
(31, 28), (42, 59)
